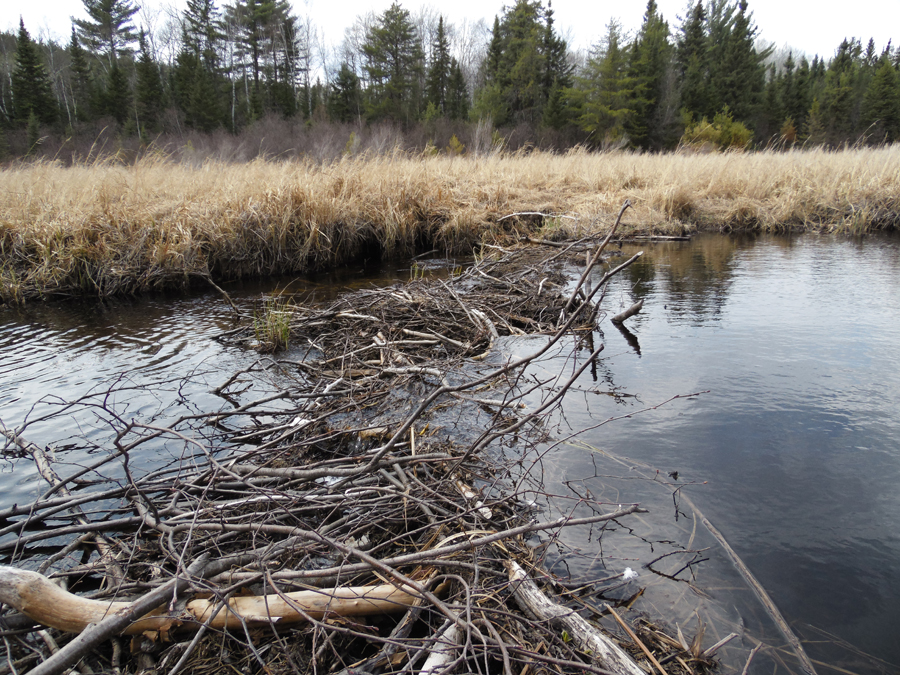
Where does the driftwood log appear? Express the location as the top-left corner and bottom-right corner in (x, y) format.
(0, 565), (420, 634)
(505, 560), (645, 675)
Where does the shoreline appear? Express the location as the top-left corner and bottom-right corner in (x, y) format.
(2, 146), (898, 303)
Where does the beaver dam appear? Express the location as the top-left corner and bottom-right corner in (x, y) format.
(0, 204), (828, 675)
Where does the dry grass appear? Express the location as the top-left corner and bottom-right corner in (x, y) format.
(1, 145), (898, 302)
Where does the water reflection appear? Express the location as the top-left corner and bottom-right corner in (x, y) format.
(550, 232), (900, 672)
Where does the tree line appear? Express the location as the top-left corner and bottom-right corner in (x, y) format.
(1, 0), (898, 160)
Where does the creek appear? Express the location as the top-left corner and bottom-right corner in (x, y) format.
(1, 233), (898, 672)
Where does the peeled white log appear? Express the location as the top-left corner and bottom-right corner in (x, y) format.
(611, 299), (643, 325)
(419, 621), (460, 675)
(0, 565), (420, 635)
(504, 561), (645, 675)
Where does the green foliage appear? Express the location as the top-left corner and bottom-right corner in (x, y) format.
(570, 20), (635, 145)
(103, 63), (131, 125)
(329, 63), (362, 123)
(627, 0), (674, 148)
(74, 0), (140, 67)
(254, 295), (292, 352)
(362, 2), (423, 123)
(861, 57), (900, 142)
(675, 1), (710, 120)
(681, 107), (752, 150)
(426, 16), (451, 115)
(135, 32), (164, 132)
(12, 20), (58, 126)
(446, 59), (469, 121)
(477, 0), (571, 127)
(446, 134), (465, 155)
(26, 112), (42, 155)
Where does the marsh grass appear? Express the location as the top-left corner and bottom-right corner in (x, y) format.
(1, 145), (898, 302)
(253, 294), (292, 352)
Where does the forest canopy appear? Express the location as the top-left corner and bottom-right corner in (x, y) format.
(0, 0), (897, 160)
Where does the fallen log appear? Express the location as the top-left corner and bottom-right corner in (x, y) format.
(504, 560), (645, 675)
(611, 299), (643, 325)
(0, 565), (421, 635)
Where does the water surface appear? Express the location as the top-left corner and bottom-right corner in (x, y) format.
(2, 235), (899, 672)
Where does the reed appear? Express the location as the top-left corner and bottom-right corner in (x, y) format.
(1, 145), (898, 303)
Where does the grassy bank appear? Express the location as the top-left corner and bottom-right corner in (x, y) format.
(1, 145), (898, 303)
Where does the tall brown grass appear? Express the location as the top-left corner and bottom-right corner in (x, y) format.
(1, 145), (898, 303)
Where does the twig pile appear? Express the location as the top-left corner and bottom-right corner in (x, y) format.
(0, 204), (722, 675)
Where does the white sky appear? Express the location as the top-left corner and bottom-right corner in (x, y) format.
(5, 0), (898, 62)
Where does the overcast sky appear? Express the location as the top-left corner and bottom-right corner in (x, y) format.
(5, 0), (897, 62)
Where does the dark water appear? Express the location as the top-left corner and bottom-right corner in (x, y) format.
(530, 232), (900, 672)
(2, 235), (899, 671)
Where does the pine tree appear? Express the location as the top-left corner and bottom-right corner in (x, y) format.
(11, 19), (58, 126)
(362, 2), (423, 122)
(74, 0), (140, 68)
(183, 0), (224, 72)
(425, 16), (451, 114)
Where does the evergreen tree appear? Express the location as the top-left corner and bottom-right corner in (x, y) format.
(541, 1), (572, 101)
(497, 0), (545, 124)
(135, 30), (163, 131)
(708, 0), (768, 124)
(821, 39), (860, 144)
(675, 1), (710, 120)
(11, 19), (58, 126)
(225, 0), (297, 101)
(362, 2), (423, 122)
(473, 1), (569, 127)
(861, 56), (900, 141)
(183, 0), (225, 72)
(425, 16), (451, 114)
(68, 28), (94, 121)
(103, 61), (131, 124)
(570, 20), (636, 144)
(446, 58), (469, 120)
(329, 62), (361, 122)
(627, 0), (673, 148)
(74, 0), (140, 68)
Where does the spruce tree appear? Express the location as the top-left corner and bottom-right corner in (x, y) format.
(11, 19), (58, 126)
(74, 0), (140, 67)
(627, 0), (673, 148)
(711, 0), (768, 124)
(542, 1), (572, 101)
(861, 57), (900, 142)
(822, 39), (860, 144)
(572, 19), (636, 145)
(328, 62), (361, 122)
(135, 31), (163, 131)
(446, 58), (469, 120)
(425, 16), (451, 115)
(68, 28), (94, 121)
(103, 62), (131, 124)
(675, 1), (710, 121)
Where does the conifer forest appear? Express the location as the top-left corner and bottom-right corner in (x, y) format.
(0, 0), (898, 160)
